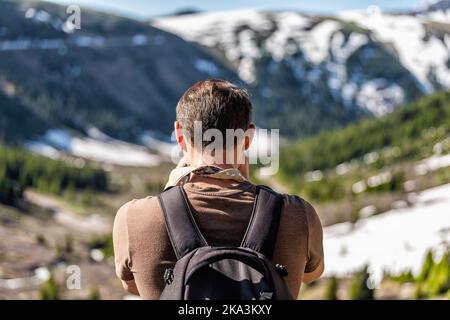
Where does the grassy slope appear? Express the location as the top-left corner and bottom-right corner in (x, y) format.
(279, 90), (450, 181)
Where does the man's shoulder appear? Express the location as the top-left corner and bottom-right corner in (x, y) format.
(114, 188), (319, 230)
(124, 195), (159, 211)
(276, 191), (319, 223)
(276, 191), (314, 212)
(114, 196), (163, 231)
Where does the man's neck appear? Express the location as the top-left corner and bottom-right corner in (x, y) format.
(202, 163), (238, 170)
(188, 154), (240, 171)
(187, 150), (248, 179)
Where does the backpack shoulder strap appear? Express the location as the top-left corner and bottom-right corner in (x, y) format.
(240, 186), (283, 259)
(157, 186), (208, 260)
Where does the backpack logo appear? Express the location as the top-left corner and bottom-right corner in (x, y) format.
(259, 291), (273, 300)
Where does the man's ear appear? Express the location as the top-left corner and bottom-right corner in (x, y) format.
(174, 121), (187, 152)
(244, 123), (256, 151)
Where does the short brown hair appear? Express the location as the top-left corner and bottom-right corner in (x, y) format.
(176, 79), (252, 148)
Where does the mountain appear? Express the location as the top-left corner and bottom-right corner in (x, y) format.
(153, 9), (450, 136)
(169, 8), (203, 16)
(0, 0), (239, 144)
(3, 0), (450, 153)
(423, 0), (450, 13)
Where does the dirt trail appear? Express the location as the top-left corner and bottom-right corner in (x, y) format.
(24, 190), (111, 235)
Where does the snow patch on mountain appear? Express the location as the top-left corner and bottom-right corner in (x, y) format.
(153, 10), (271, 82)
(26, 142), (61, 160)
(153, 10), (270, 45)
(421, 4), (450, 23)
(304, 20), (341, 64)
(324, 182), (450, 284)
(356, 79), (405, 116)
(263, 12), (310, 61)
(28, 129), (162, 167)
(194, 59), (220, 76)
(70, 137), (160, 167)
(338, 10), (450, 92)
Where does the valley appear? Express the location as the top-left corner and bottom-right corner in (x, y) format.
(1, 0), (450, 300)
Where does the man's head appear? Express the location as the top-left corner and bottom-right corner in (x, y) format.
(175, 79), (255, 166)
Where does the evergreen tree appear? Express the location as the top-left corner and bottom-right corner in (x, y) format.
(325, 276), (339, 300)
(350, 265), (374, 300)
(39, 274), (59, 300)
(0, 144), (108, 206)
(417, 251), (434, 283)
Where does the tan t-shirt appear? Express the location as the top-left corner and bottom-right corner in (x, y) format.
(113, 179), (324, 299)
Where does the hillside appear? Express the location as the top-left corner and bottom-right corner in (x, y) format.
(0, 0), (239, 144)
(0, 143), (108, 206)
(279, 90), (450, 177)
(272, 90), (450, 224)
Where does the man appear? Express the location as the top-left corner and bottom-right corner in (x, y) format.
(113, 79), (324, 299)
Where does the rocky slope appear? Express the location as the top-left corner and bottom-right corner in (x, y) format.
(153, 6), (450, 135)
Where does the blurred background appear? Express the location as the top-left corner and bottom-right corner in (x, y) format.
(0, 0), (449, 300)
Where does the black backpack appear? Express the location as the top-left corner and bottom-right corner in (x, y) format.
(157, 185), (293, 300)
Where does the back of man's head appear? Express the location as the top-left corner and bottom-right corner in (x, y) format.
(176, 79), (252, 148)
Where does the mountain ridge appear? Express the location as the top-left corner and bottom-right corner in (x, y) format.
(153, 8), (450, 135)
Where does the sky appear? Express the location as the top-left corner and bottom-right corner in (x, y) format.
(46, 0), (430, 20)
